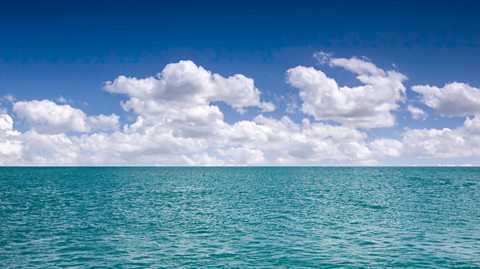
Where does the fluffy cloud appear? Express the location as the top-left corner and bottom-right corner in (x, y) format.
(0, 113), (384, 166)
(33, 117), (381, 165)
(412, 82), (480, 117)
(402, 82), (480, 160)
(0, 60), (391, 165)
(2, 58), (479, 166)
(287, 53), (407, 128)
(399, 115), (480, 158)
(223, 116), (375, 165)
(0, 114), (23, 164)
(13, 100), (118, 134)
(104, 60), (274, 116)
(14, 100), (89, 133)
(0, 114), (18, 135)
(407, 105), (427, 120)
(88, 114), (120, 132)
(368, 138), (403, 158)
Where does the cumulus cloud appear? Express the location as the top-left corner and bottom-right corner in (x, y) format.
(412, 82), (480, 117)
(224, 116), (375, 165)
(104, 60), (275, 116)
(88, 114), (120, 132)
(369, 138), (403, 158)
(0, 114), (23, 164)
(1, 58), (479, 166)
(13, 100), (118, 134)
(0, 60), (392, 166)
(0, 114), (16, 134)
(287, 53), (407, 128)
(407, 105), (427, 120)
(399, 115), (480, 158)
(14, 100), (89, 133)
(0, 113), (384, 166)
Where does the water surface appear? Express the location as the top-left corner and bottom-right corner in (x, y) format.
(1, 167), (479, 267)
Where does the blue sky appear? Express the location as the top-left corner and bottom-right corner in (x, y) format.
(1, 0), (480, 165)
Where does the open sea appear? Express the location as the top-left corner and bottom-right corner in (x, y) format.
(0, 167), (479, 268)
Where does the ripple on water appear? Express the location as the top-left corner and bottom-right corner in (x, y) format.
(0, 167), (479, 268)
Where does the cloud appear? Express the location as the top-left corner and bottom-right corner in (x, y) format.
(369, 138), (403, 157)
(1, 58), (479, 166)
(0, 114), (15, 133)
(0, 114), (22, 164)
(0, 60), (389, 165)
(104, 60), (275, 116)
(224, 116), (375, 164)
(0, 113), (383, 166)
(407, 105), (427, 120)
(400, 115), (480, 158)
(412, 82), (480, 117)
(286, 53), (407, 128)
(14, 100), (90, 133)
(13, 100), (118, 134)
(55, 96), (73, 104)
(88, 114), (120, 132)
(313, 51), (333, 64)
(329, 57), (386, 77)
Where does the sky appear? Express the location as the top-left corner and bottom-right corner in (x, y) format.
(1, 0), (480, 166)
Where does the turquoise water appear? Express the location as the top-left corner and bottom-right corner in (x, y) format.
(0, 167), (479, 268)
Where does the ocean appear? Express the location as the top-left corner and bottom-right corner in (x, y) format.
(0, 167), (479, 268)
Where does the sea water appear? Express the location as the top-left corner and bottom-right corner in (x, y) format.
(1, 167), (479, 268)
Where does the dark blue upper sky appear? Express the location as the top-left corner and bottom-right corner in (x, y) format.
(1, 0), (480, 131)
(2, 0), (480, 56)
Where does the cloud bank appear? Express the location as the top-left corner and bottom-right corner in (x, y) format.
(1, 54), (479, 166)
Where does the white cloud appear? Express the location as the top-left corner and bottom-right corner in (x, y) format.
(464, 116), (480, 135)
(104, 60), (274, 116)
(0, 114), (23, 164)
(1, 58), (479, 166)
(14, 100), (90, 133)
(0, 114), (383, 166)
(0, 60), (386, 165)
(0, 114), (16, 134)
(55, 96), (72, 104)
(369, 138), (403, 157)
(13, 100), (118, 134)
(286, 53), (407, 128)
(313, 51), (333, 64)
(412, 82), (480, 117)
(224, 116), (375, 164)
(88, 114), (120, 132)
(400, 115), (480, 158)
(407, 105), (427, 120)
(329, 57), (386, 77)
